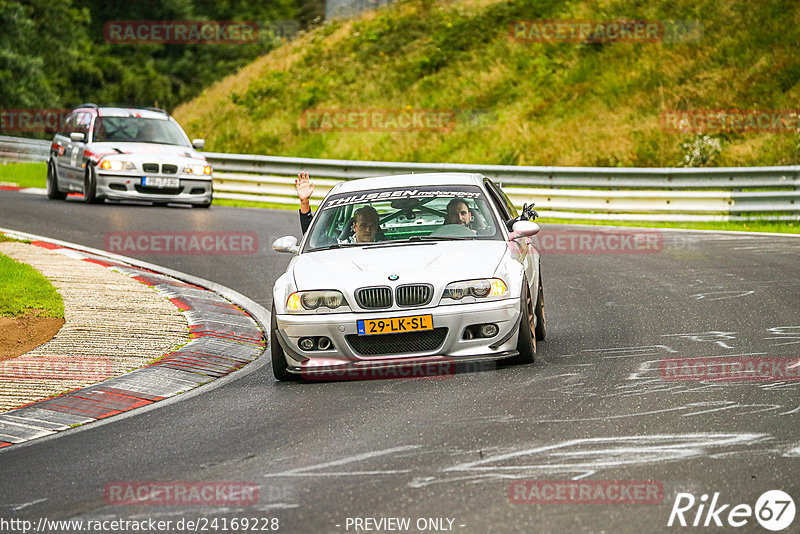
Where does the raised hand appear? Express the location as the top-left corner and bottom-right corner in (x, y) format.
(296, 172), (314, 213)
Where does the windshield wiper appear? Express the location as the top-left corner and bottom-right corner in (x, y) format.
(416, 236), (476, 241)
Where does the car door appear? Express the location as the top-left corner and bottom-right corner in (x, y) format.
(484, 178), (536, 288)
(53, 113), (76, 186)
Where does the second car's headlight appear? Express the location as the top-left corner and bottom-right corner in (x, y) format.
(442, 278), (508, 301)
(183, 164), (212, 176)
(99, 159), (135, 171)
(286, 290), (349, 312)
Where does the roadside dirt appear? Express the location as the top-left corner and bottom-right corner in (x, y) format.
(0, 315), (65, 360)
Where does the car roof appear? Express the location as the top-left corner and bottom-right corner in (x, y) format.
(74, 107), (170, 120)
(332, 172), (486, 195)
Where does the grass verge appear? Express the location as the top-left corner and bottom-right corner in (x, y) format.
(0, 162), (46, 189)
(0, 252), (64, 318)
(538, 217), (800, 234)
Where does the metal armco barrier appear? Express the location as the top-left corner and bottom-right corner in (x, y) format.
(2, 135), (798, 221)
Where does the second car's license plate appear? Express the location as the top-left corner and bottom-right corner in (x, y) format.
(142, 176), (179, 188)
(357, 314), (433, 336)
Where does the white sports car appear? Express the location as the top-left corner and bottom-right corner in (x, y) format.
(270, 172), (545, 381)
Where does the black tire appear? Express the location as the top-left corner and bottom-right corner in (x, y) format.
(509, 280), (536, 365)
(534, 275), (546, 341)
(83, 166), (101, 204)
(46, 161), (67, 200)
(271, 303), (294, 381)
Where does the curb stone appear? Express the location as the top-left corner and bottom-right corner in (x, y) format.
(0, 229), (268, 449)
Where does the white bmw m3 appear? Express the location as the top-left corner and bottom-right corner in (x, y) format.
(270, 172), (545, 381)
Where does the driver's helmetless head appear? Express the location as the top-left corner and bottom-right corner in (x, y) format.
(352, 206), (379, 242)
(446, 198), (472, 226)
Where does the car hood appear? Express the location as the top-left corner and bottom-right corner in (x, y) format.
(292, 240), (507, 289)
(89, 142), (206, 162)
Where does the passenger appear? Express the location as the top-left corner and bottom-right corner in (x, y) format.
(445, 197), (476, 233)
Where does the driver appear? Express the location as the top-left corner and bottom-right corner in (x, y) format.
(345, 206), (379, 243)
(295, 172), (380, 243)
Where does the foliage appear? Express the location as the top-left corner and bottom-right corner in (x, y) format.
(174, 0), (800, 167)
(0, 0), (322, 129)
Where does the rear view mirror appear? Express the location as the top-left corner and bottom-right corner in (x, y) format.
(272, 236), (300, 254)
(192, 139), (205, 150)
(510, 220), (540, 238)
(70, 132), (85, 143)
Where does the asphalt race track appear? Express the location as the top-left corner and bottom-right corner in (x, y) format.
(1, 190), (799, 533)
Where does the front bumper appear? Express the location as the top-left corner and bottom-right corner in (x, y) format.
(96, 172), (213, 204)
(275, 298), (522, 376)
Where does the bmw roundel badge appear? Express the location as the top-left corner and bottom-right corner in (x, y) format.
(388, 274), (399, 281)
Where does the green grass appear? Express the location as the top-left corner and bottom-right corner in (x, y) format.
(0, 252), (64, 318)
(215, 196), (800, 234)
(213, 198), (302, 210)
(0, 162), (46, 189)
(538, 217), (800, 234)
(174, 0), (800, 168)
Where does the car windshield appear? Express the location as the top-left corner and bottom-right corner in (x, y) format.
(92, 116), (189, 146)
(303, 184), (502, 251)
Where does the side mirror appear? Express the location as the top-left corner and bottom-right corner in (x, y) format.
(509, 220), (540, 239)
(272, 236), (300, 254)
(70, 132), (85, 143)
(192, 139), (205, 150)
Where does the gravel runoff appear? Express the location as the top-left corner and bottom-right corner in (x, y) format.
(0, 242), (189, 412)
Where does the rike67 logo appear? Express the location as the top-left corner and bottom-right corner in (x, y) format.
(668, 490), (796, 531)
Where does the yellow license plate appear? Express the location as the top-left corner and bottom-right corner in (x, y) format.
(357, 314), (433, 336)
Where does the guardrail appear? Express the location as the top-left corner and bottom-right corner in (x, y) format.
(207, 152), (800, 222)
(0, 136), (50, 163)
(2, 135), (798, 221)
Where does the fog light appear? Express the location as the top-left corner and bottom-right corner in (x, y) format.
(480, 324), (499, 338)
(299, 337), (315, 351)
(317, 337), (332, 350)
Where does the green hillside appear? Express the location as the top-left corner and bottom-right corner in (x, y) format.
(174, 0), (800, 167)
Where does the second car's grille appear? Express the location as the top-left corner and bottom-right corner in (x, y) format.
(143, 163), (159, 173)
(356, 287), (392, 309)
(396, 284), (433, 307)
(162, 164), (178, 174)
(346, 328), (448, 356)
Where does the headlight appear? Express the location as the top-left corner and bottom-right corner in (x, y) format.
(99, 160), (135, 171)
(442, 278), (507, 301)
(183, 164), (212, 176)
(286, 290), (348, 312)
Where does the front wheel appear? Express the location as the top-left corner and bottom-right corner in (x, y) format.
(83, 166), (101, 204)
(534, 275), (546, 341)
(271, 303), (294, 381)
(508, 280), (536, 365)
(46, 161), (67, 200)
